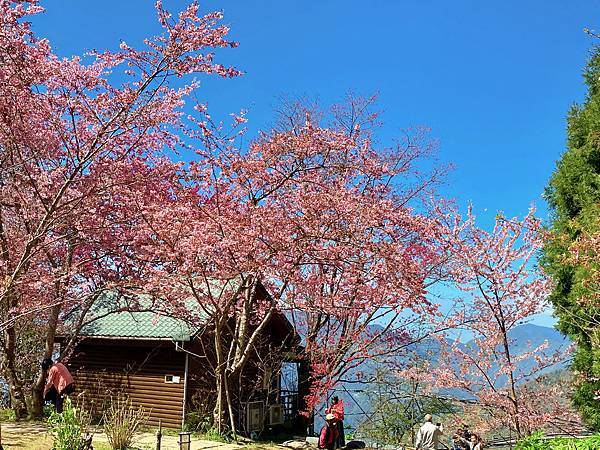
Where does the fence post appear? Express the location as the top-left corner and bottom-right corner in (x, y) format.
(155, 419), (162, 450)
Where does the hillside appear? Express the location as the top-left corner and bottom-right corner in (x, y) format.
(324, 324), (571, 431)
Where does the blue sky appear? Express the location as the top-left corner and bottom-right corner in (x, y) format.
(30, 0), (600, 327)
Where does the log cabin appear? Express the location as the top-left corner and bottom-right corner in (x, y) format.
(57, 288), (309, 432)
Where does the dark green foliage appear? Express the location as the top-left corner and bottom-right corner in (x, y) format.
(516, 431), (550, 450)
(516, 432), (600, 449)
(543, 46), (600, 430)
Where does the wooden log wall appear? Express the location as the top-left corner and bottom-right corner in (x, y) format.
(66, 340), (186, 429)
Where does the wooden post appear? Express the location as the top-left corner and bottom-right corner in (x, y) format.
(155, 419), (162, 450)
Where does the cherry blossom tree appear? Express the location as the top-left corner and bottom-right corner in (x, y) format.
(0, 0), (240, 417)
(129, 94), (458, 432)
(409, 211), (576, 438)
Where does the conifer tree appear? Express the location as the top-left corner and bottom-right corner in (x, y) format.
(544, 47), (600, 429)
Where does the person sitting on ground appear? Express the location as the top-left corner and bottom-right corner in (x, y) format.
(469, 434), (483, 450)
(415, 414), (444, 450)
(319, 413), (340, 450)
(42, 358), (74, 413)
(326, 396), (345, 448)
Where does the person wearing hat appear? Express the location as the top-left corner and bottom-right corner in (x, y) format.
(318, 413), (340, 450)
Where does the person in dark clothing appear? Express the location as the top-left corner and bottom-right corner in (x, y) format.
(462, 425), (472, 441)
(319, 414), (340, 450)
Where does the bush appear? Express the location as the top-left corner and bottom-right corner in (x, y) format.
(202, 426), (231, 443)
(184, 411), (212, 433)
(47, 397), (91, 450)
(183, 411), (232, 441)
(0, 408), (16, 422)
(102, 395), (148, 450)
(516, 432), (600, 449)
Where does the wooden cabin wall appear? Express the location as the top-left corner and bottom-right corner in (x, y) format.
(66, 340), (186, 429)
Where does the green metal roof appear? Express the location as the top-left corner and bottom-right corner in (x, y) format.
(78, 291), (209, 341)
(74, 278), (254, 341)
(80, 309), (194, 341)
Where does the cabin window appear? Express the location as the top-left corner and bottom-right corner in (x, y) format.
(164, 374), (181, 383)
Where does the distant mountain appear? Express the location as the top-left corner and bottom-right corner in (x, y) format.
(324, 324), (571, 431)
(466, 323), (571, 374)
(508, 323), (570, 354)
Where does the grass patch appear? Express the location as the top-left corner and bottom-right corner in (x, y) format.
(0, 408), (15, 422)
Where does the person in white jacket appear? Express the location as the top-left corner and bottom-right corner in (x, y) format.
(415, 414), (444, 450)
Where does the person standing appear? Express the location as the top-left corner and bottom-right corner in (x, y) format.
(326, 396), (345, 448)
(462, 425), (472, 442)
(415, 414), (444, 450)
(469, 434), (483, 450)
(318, 414), (340, 450)
(42, 358), (74, 413)
(451, 432), (470, 450)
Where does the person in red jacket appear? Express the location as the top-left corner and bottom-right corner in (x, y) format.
(319, 414), (339, 450)
(42, 358), (75, 413)
(326, 396), (345, 448)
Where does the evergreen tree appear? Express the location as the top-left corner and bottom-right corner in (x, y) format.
(544, 47), (600, 429)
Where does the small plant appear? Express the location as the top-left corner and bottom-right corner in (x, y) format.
(47, 397), (92, 450)
(184, 411), (212, 433)
(43, 403), (56, 418)
(202, 425), (231, 443)
(516, 431), (549, 450)
(102, 395), (148, 450)
(0, 408), (16, 422)
(184, 410), (231, 441)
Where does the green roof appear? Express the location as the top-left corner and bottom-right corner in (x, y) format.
(77, 291), (209, 341)
(80, 310), (195, 341)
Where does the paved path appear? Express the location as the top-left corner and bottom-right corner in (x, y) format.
(95, 431), (246, 450)
(0, 421), (251, 450)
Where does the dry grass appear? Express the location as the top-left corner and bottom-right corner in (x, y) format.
(1, 422), (51, 449)
(0, 422), (112, 450)
(0, 420), (280, 450)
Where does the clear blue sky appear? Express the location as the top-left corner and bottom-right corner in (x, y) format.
(30, 0), (600, 326)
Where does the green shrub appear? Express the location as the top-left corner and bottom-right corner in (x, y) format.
(47, 397), (91, 450)
(516, 433), (600, 449)
(184, 411), (212, 433)
(516, 431), (549, 450)
(184, 411), (231, 441)
(202, 426), (231, 443)
(551, 435), (600, 450)
(0, 408), (16, 422)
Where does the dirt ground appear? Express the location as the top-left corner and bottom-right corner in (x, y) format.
(0, 421), (259, 450)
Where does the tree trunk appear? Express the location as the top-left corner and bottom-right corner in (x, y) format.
(297, 358), (312, 434)
(213, 321), (226, 432)
(500, 324), (522, 437)
(224, 371), (237, 438)
(3, 325), (27, 419)
(213, 369), (224, 432)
